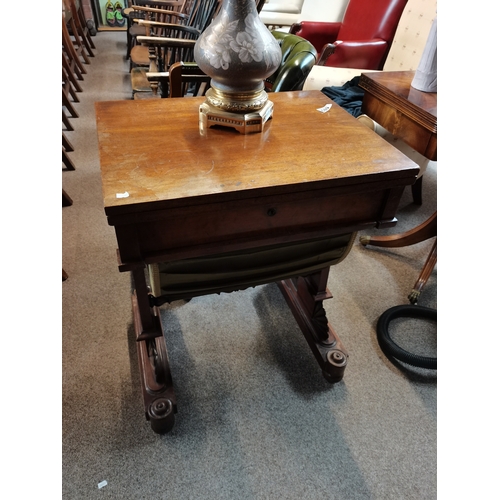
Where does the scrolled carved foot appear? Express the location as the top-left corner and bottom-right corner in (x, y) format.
(148, 398), (175, 434)
(359, 235), (371, 246)
(327, 349), (347, 368)
(322, 349), (348, 383)
(408, 289), (420, 304)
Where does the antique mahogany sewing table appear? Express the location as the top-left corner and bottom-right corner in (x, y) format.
(95, 90), (419, 433)
(359, 71), (437, 303)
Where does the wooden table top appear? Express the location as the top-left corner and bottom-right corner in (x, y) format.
(359, 71), (437, 134)
(96, 90), (419, 216)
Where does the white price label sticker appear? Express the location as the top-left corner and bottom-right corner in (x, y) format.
(317, 104), (332, 113)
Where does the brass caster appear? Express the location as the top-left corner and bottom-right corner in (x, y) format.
(359, 235), (371, 246)
(408, 289), (420, 304)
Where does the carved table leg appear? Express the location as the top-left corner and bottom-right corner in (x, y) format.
(360, 212), (437, 248)
(131, 267), (177, 434)
(360, 212), (437, 303)
(408, 239), (437, 304)
(278, 267), (348, 383)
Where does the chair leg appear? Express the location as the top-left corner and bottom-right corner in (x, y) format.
(63, 91), (79, 118)
(63, 188), (73, 206)
(76, 0), (96, 50)
(360, 212), (437, 249)
(411, 176), (423, 205)
(63, 54), (83, 92)
(62, 132), (74, 152)
(63, 148), (76, 171)
(63, 18), (87, 76)
(408, 239), (437, 304)
(63, 111), (74, 131)
(68, 82), (80, 103)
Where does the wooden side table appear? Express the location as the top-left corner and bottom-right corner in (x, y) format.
(359, 71), (437, 304)
(96, 90), (419, 432)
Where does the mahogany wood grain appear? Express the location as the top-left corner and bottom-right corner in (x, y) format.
(358, 71), (437, 303)
(359, 71), (437, 161)
(97, 92), (419, 270)
(97, 91), (418, 214)
(96, 90), (420, 432)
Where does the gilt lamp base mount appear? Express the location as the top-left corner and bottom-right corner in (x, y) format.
(199, 98), (274, 134)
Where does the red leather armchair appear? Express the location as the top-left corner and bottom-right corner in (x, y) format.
(290, 0), (408, 69)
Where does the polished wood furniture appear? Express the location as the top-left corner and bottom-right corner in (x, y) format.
(168, 61), (211, 97)
(96, 90), (419, 433)
(359, 70), (437, 303)
(66, 0), (96, 59)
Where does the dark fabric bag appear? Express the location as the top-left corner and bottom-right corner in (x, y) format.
(321, 76), (365, 117)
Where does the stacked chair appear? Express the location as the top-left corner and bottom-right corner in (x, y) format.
(128, 1), (193, 72)
(125, 0), (194, 62)
(130, 0), (317, 99)
(167, 61), (212, 98)
(150, 29), (317, 99)
(128, 0), (221, 98)
(62, 0), (96, 280)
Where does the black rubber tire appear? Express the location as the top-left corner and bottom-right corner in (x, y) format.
(376, 305), (437, 369)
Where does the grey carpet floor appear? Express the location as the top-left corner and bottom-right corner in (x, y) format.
(62, 31), (437, 499)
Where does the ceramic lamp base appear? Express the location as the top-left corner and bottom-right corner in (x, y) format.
(199, 99), (274, 135)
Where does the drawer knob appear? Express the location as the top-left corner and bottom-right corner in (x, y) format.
(267, 208), (277, 217)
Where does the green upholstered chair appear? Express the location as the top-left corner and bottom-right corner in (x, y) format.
(264, 31), (317, 92)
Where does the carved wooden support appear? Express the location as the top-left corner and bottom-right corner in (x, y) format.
(278, 268), (348, 383)
(132, 291), (176, 434)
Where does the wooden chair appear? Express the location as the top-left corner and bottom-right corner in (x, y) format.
(168, 61), (211, 97)
(63, 2), (92, 68)
(63, 132), (76, 171)
(62, 187), (73, 282)
(62, 15), (86, 77)
(129, 5), (191, 71)
(131, 26), (200, 98)
(186, 0), (221, 31)
(62, 48), (83, 93)
(62, 51), (80, 134)
(169, 29), (316, 98)
(63, 189), (73, 207)
(130, 0), (221, 98)
(66, 0), (95, 59)
(165, 33), (317, 101)
(126, 0), (191, 60)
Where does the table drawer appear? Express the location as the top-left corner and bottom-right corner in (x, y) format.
(114, 184), (402, 263)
